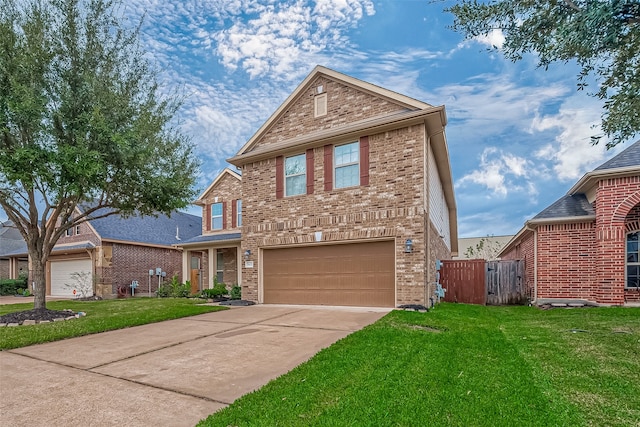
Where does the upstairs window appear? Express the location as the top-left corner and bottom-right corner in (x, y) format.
(627, 231), (639, 288)
(211, 203), (223, 230)
(65, 227), (73, 237)
(237, 199), (242, 227)
(334, 142), (359, 189)
(285, 154), (306, 197)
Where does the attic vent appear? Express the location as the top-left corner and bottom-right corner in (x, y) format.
(314, 93), (327, 118)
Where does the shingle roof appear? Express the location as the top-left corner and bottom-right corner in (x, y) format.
(0, 221), (27, 257)
(179, 233), (241, 245)
(532, 194), (595, 220)
(88, 210), (202, 246)
(595, 140), (640, 170)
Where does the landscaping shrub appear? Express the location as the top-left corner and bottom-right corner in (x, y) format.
(230, 284), (241, 300)
(0, 278), (27, 295)
(201, 283), (228, 299)
(156, 276), (190, 298)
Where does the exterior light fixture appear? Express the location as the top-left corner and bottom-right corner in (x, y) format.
(404, 239), (413, 253)
(244, 249), (251, 260)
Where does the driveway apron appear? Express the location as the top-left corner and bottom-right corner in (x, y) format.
(0, 304), (389, 427)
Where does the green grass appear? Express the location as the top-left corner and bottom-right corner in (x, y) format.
(199, 303), (640, 427)
(0, 297), (226, 350)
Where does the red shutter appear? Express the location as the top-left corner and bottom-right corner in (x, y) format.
(222, 201), (227, 230)
(276, 156), (284, 199)
(306, 148), (314, 194)
(206, 204), (211, 231)
(360, 136), (369, 186)
(231, 199), (237, 228)
(324, 145), (333, 191)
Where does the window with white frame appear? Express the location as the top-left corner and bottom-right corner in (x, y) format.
(237, 199), (242, 227)
(285, 154), (306, 196)
(75, 225), (81, 235)
(211, 202), (223, 230)
(334, 141), (359, 188)
(65, 227), (73, 237)
(627, 231), (639, 288)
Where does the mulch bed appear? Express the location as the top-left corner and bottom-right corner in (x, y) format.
(0, 308), (76, 324)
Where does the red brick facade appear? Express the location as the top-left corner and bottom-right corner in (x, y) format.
(501, 175), (640, 305)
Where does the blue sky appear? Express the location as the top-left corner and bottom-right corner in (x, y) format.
(3, 0), (635, 237)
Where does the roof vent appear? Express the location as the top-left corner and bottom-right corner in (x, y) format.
(175, 226), (180, 240)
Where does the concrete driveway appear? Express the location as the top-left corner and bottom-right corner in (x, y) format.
(0, 304), (389, 426)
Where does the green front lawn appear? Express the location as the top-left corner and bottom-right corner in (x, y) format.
(0, 298), (226, 350)
(200, 304), (640, 427)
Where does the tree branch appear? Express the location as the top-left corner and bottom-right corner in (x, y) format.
(562, 0), (582, 12)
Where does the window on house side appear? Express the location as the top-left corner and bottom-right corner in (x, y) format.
(237, 199), (242, 227)
(75, 225), (81, 235)
(216, 250), (224, 284)
(211, 203), (223, 230)
(626, 231), (639, 288)
(334, 141), (359, 189)
(285, 154), (306, 196)
(65, 227), (73, 237)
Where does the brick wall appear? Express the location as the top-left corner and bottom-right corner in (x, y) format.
(100, 243), (183, 295)
(595, 176), (640, 304)
(200, 172), (242, 234)
(0, 259), (28, 280)
(259, 76), (409, 146)
(536, 222), (598, 300)
(241, 122), (443, 306)
(56, 220), (100, 246)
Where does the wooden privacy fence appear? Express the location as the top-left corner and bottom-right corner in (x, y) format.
(440, 259), (526, 305)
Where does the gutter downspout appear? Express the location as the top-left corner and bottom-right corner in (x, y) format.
(425, 134), (431, 307)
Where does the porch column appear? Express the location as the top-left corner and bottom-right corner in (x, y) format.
(182, 250), (189, 286)
(208, 247), (215, 288)
(236, 245), (242, 286)
(9, 257), (17, 279)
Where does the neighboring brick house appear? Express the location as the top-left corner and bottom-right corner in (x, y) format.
(216, 65), (458, 308)
(43, 208), (202, 297)
(500, 140), (640, 305)
(177, 168), (243, 292)
(0, 220), (28, 280)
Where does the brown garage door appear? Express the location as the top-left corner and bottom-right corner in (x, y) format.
(263, 240), (395, 307)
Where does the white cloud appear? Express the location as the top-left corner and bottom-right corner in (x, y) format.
(213, 0), (375, 79)
(531, 95), (608, 180)
(473, 29), (505, 49)
(457, 147), (534, 197)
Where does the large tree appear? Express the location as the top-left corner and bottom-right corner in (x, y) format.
(447, 0), (639, 148)
(0, 0), (198, 309)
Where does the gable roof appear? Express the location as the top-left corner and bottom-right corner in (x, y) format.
(81, 207), (202, 247)
(194, 168), (242, 205)
(234, 65), (433, 157)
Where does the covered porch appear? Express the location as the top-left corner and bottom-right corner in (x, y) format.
(178, 233), (242, 294)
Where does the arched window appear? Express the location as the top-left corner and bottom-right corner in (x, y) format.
(627, 231), (640, 288)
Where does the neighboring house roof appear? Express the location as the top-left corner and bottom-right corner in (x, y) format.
(500, 140), (640, 257)
(0, 220), (27, 258)
(595, 140), (640, 170)
(88, 210), (202, 247)
(194, 168), (242, 205)
(178, 233), (242, 247)
(530, 194), (595, 222)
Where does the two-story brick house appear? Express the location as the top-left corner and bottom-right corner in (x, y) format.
(212, 65), (457, 308)
(500, 140), (640, 305)
(177, 168), (243, 293)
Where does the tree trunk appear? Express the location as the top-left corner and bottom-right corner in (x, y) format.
(31, 252), (47, 309)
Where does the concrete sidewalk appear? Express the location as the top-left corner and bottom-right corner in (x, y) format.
(0, 304), (389, 426)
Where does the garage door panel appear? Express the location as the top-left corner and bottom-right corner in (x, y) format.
(263, 240), (395, 307)
(50, 259), (93, 297)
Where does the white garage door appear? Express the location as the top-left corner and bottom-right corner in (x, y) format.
(50, 259), (93, 297)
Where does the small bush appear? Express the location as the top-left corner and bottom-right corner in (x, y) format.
(230, 285), (241, 300)
(0, 278), (27, 296)
(201, 283), (228, 299)
(156, 276), (190, 298)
